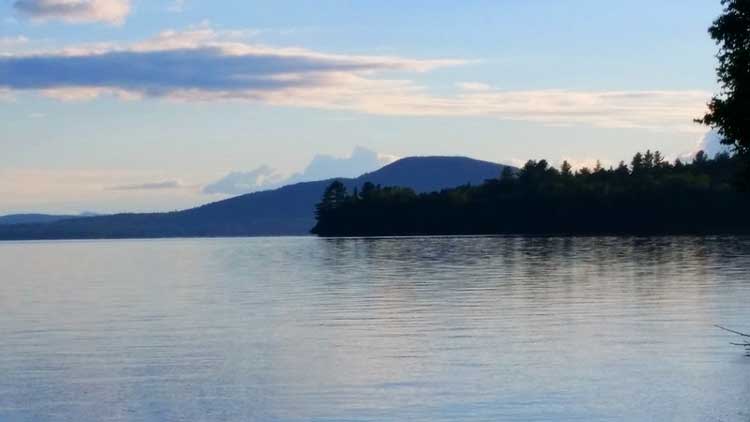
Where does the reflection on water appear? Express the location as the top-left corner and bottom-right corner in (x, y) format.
(1, 236), (749, 421)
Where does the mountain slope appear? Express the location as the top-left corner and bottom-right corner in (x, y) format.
(0, 214), (76, 225)
(355, 156), (507, 193)
(0, 213), (100, 225)
(0, 156), (510, 240)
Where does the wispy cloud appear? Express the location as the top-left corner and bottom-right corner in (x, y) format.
(0, 28), (709, 131)
(456, 81), (491, 91)
(0, 89), (13, 101)
(107, 180), (187, 191)
(13, 0), (131, 25)
(442, 88), (710, 132)
(258, 81), (708, 132)
(0, 28), (460, 98)
(0, 35), (29, 47)
(0, 168), (204, 214)
(0, 35), (32, 56)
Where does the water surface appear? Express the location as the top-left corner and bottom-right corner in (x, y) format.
(1, 236), (749, 421)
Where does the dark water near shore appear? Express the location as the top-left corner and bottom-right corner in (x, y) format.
(1, 236), (749, 421)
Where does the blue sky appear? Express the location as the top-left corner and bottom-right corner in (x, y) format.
(0, 0), (725, 213)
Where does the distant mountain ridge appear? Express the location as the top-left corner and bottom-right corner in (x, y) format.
(0, 213), (100, 225)
(353, 156), (506, 193)
(0, 156), (511, 240)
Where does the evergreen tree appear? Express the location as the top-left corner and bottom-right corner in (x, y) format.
(695, 150), (708, 166)
(360, 182), (377, 200)
(561, 161), (573, 177)
(315, 181), (348, 218)
(631, 152), (644, 173)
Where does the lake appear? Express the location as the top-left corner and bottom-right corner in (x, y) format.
(1, 236), (749, 421)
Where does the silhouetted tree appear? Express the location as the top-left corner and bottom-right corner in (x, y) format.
(498, 167), (516, 192)
(697, 0), (750, 187)
(561, 161), (573, 177)
(360, 181), (377, 200)
(315, 180), (348, 218)
(697, 0), (750, 155)
(615, 161), (630, 176)
(631, 152), (644, 174)
(694, 150), (708, 166)
(500, 166), (515, 180)
(653, 151), (665, 168)
(643, 150), (655, 171)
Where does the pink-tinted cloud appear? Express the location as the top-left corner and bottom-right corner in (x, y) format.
(0, 29), (708, 131)
(14, 0), (130, 25)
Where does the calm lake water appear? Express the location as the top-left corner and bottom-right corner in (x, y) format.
(1, 236), (749, 421)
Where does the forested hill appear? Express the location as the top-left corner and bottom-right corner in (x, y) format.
(0, 214), (89, 225)
(0, 156), (509, 240)
(312, 151), (750, 237)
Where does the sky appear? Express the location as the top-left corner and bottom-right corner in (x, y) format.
(0, 0), (727, 214)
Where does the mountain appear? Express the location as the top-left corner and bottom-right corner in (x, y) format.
(0, 213), (99, 225)
(353, 156), (506, 193)
(0, 156), (511, 240)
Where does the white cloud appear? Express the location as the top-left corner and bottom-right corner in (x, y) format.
(697, 129), (733, 157)
(679, 129), (733, 161)
(203, 166), (286, 196)
(287, 146), (396, 183)
(13, 0), (131, 25)
(0, 28), (709, 131)
(203, 146), (397, 196)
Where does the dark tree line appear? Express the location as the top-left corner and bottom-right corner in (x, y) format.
(312, 151), (750, 236)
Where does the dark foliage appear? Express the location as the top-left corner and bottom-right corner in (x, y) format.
(697, 0), (750, 184)
(312, 151), (750, 237)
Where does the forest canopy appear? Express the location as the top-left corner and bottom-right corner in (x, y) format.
(312, 150), (750, 237)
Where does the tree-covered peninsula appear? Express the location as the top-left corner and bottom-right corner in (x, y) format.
(312, 151), (750, 236)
